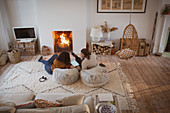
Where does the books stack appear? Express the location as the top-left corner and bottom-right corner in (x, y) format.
(96, 93), (115, 105)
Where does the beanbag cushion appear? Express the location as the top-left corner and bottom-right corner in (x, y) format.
(53, 68), (79, 85)
(80, 66), (109, 87)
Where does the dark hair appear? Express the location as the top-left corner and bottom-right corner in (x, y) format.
(81, 48), (91, 60)
(57, 51), (71, 65)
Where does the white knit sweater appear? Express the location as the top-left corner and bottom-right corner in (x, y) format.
(81, 53), (98, 70)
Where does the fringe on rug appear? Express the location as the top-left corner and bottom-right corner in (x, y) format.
(117, 62), (138, 113)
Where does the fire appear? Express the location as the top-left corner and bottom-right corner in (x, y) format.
(53, 31), (72, 52)
(60, 33), (69, 45)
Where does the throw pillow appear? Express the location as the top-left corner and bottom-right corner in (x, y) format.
(15, 101), (35, 109)
(34, 99), (61, 108)
(56, 95), (85, 106)
(116, 48), (135, 59)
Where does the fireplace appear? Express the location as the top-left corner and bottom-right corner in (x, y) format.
(164, 29), (170, 52)
(53, 31), (72, 53)
(159, 15), (170, 53)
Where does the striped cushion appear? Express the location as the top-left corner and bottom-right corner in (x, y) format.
(34, 99), (61, 108)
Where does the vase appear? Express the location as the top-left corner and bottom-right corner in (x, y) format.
(105, 32), (111, 41)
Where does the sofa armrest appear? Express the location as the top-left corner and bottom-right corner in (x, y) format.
(0, 102), (16, 113)
(83, 96), (94, 113)
(0, 93), (35, 106)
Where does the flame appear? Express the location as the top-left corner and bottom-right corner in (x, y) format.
(53, 31), (72, 50)
(60, 33), (69, 45)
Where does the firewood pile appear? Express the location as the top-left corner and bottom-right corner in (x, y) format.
(92, 44), (111, 55)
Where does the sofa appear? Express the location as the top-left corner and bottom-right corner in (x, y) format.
(0, 93), (95, 113)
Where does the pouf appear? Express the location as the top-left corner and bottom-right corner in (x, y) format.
(53, 68), (79, 85)
(80, 66), (109, 87)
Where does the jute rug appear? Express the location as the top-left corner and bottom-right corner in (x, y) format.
(0, 61), (137, 111)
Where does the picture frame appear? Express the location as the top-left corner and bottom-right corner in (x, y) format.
(97, 0), (147, 13)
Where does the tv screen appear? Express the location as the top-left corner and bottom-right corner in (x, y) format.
(13, 27), (36, 40)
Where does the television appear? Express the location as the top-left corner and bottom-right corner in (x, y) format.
(13, 26), (37, 42)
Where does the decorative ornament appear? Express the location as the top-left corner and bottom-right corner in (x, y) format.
(101, 21), (118, 40)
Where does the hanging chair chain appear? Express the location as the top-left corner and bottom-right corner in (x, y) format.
(129, 0), (133, 24)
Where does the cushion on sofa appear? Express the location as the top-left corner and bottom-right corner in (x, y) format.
(15, 101), (35, 109)
(16, 104), (90, 113)
(35, 93), (74, 101)
(0, 93), (35, 106)
(34, 99), (61, 108)
(53, 68), (79, 85)
(56, 95), (85, 106)
(80, 66), (109, 87)
(0, 102), (16, 113)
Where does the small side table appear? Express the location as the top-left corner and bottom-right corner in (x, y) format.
(91, 41), (114, 55)
(94, 94), (120, 113)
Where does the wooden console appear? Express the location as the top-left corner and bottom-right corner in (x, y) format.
(13, 39), (38, 56)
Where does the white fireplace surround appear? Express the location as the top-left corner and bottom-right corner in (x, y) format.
(159, 15), (170, 53)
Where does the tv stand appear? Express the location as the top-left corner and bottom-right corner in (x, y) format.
(14, 39), (38, 56)
(18, 39), (34, 43)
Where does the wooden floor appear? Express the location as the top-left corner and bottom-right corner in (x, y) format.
(0, 54), (170, 113)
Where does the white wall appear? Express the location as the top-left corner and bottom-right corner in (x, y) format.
(36, 0), (86, 54)
(5, 0), (164, 53)
(87, 0), (160, 51)
(0, 0), (12, 50)
(7, 0), (38, 37)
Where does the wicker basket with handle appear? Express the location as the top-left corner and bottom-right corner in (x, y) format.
(7, 50), (21, 64)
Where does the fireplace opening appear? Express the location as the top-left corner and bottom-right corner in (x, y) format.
(165, 29), (170, 52)
(53, 31), (72, 53)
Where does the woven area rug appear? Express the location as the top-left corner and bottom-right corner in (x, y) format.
(0, 61), (137, 111)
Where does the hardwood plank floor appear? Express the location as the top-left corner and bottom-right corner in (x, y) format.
(0, 54), (169, 113)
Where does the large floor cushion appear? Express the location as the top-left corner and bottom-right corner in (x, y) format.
(53, 68), (79, 85)
(0, 93), (35, 106)
(80, 66), (109, 87)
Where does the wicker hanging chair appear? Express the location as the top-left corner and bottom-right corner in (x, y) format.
(116, 24), (139, 60)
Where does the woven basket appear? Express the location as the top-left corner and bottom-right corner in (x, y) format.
(7, 50), (21, 64)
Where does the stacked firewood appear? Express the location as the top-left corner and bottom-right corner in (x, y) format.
(92, 44), (111, 55)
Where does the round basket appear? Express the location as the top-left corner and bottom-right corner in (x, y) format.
(7, 50), (21, 64)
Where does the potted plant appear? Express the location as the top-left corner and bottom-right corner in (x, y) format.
(101, 21), (118, 41)
(162, 6), (170, 15)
